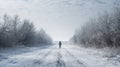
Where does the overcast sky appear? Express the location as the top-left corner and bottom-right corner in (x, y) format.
(0, 0), (119, 41)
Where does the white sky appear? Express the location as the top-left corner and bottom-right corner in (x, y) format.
(0, 0), (119, 41)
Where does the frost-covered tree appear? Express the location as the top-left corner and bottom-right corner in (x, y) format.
(71, 8), (120, 48)
(0, 14), (53, 48)
(18, 20), (35, 45)
(35, 29), (52, 45)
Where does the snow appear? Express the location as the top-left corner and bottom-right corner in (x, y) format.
(0, 44), (120, 67)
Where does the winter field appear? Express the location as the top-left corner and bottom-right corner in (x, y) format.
(0, 0), (120, 67)
(0, 43), (120, 67)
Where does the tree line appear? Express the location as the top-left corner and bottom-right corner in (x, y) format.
(0, 14), (52, 48)
(71, 8), (120, 48)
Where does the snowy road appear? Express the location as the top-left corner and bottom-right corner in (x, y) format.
(0, 44), (120, 67)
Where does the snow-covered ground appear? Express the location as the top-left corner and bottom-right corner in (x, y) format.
(0, 44), (120, 67)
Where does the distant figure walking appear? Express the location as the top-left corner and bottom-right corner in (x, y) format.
(59, 41), (62, 48)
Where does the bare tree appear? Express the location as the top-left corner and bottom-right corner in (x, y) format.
(0, 14), (53, 48)
(71, 8), (120, 48)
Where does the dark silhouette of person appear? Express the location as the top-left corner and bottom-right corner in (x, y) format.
(59, 41), (62, 48)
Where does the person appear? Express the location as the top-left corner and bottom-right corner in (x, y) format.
(59, 41), (62, 48)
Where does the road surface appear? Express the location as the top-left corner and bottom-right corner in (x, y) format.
(0, 44), (120, 67)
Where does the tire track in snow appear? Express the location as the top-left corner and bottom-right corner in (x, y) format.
(32, 46), (55, 66)
(56, 50), (66, 67)
(63, 48), (86, 67)
(33, 47), (66, 67)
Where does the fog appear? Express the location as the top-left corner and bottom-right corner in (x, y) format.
(0, 0), (119, 41)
